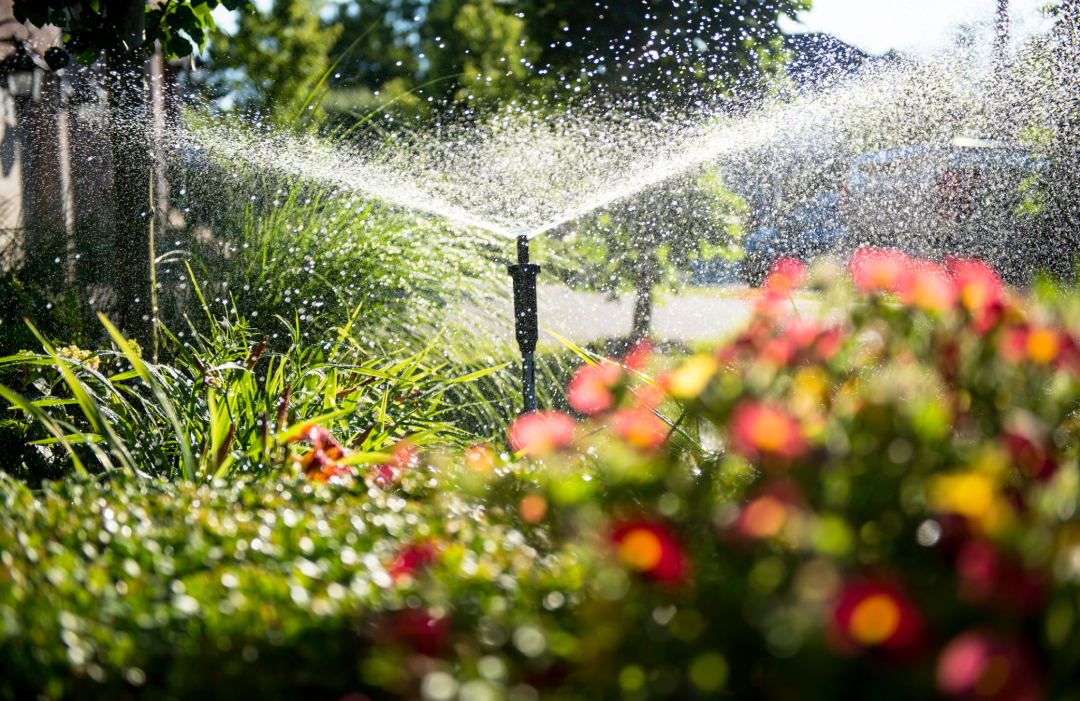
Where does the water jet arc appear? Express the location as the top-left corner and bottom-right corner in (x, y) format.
(507, 233), (540, 415)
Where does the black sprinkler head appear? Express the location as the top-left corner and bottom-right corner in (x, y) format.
(507, 234), (540, 414)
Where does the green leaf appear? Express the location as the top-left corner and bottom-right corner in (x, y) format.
(0, 383), (89, 477)
(99, 314), (197, 482)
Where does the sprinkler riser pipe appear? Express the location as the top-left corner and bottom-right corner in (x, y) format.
(508, 234), (540, 415)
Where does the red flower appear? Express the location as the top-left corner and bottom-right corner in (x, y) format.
(955, 540), (1046, 616)
(386, 609), (451, 656)
(937, 631), (1041, 701)
(763, 257), (807, 296)
(611, 520), (688, 583)
(850, 248), (913, 295)
(1000, 325), (1074, 368)
(728, 401), (808, 462)
(1001, 414), (1057, 481)
(387, 541), (438, 581)
(567, 362), (621, 415)
(293, 425), (355, 483)
(830, 579), (925, 656)
(611, 408), (667, 450)
(903, 260), (958, 311)
(508, 411), (576, 456)
(370, 441), (417, 487)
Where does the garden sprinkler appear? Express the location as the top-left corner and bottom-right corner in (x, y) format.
(507, 231), (540, 415)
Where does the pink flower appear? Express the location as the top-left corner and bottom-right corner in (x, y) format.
(508, 411), (576, 455)
(567, 361), (620, 415)
(937, 631), (1041, 701)
(370, 441), (417, 487)
(850, 248), (913, 295)
(955, 540), (1046, 616)
(763, 257), (807, 296)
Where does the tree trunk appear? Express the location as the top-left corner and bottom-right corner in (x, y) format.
(630, 248), (657, 340)
(103, 0), (157, 360)
(631, 284), (653, 341)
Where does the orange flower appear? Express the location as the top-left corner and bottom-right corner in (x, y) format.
(611, 520), (687, 583)
(850, 248), (913, 295)
(464, 444), (497, 474)
(518, 494), (548, 523)
(737, 495), (790, 539)
(937, 631), (1041, 701)
(508, 411), (576, 456)
(728, 401), (808, 462)
(732, 482), (804, 540)
(830, 579), (924, 655)
(567, 362), (621, 415)
(1025, 327), (1062, 364)
(763, 257), (807, 296)
(293, 425), (355, 483)
(611, 408), (667, 450)
(1000, 325), (1070, 366)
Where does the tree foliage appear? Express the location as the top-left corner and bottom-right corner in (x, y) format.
(207, 0), (343, 125)
(14, 0), (250, 64)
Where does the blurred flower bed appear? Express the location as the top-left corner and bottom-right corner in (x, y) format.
(4, 250), (1080, 700)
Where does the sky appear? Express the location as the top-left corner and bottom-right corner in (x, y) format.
(779, 0), (1056, 55)
(213, 0), (1059, 56)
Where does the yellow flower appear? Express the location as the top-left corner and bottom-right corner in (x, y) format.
(665, 354), (718, 400)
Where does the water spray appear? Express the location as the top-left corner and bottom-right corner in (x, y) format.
(507, 232), (540, 415)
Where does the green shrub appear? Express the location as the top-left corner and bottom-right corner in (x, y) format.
(0, 471), (580, 701)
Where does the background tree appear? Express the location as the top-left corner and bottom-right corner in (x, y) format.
(207, 0), (342, 126)
(552, 168), (749, 341)
(1046, 0), (1080, 276)
(14, 0), (251, 360)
